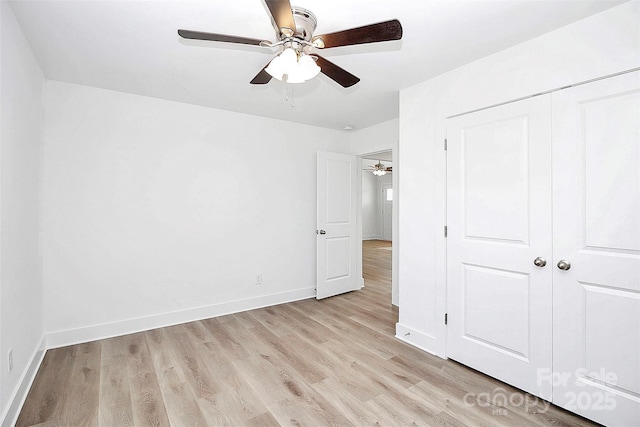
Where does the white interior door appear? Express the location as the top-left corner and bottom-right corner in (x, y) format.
(551, 71), (640, 425)
(316, 151), (360, 299)
(446, 95), (553, 399)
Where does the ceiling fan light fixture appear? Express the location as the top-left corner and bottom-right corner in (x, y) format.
(265, 47), (295, 80)
(265, 47), (320, 83)
(298, 54), (321, 79)
(372, 161), (387, 176)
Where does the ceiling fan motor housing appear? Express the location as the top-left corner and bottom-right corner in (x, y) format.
(290, 7), (318, 41)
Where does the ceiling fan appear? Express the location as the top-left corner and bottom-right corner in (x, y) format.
(177, 0), (402, 88)
(364, 161), (392, 176)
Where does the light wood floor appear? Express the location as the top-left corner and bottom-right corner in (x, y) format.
(17, 240), (597, 426)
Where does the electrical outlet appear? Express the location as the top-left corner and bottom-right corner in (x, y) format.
(256, 274), (263, 285)
(8, 348), (13, 373)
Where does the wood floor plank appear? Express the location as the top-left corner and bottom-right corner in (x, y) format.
(17, 240), (598, 427)
(337, 343), (422, 391)
(98, 352), (134, 426)
(246, 325), (329, 384)
(200, 317), (251, 360)
(186, 323), (271, 424)
(144, 328), (208, 426)
(204, 316), (283, 367)
(309, 308), (406, 360)
(369, 393), (437, 426)
(122, 332), (171, 427)
(245, 306), (297, 338)
(408, 379), (533, 427)
(228, 310), (263, 329)
(245, 411), (280, 427)
(59, 342), (101, 427)
(266, 304), (333, 344)
(233, 352), (352, 426)
(313, 376), (398, 425)
(15, 346), (75, 427)
(163, 323), (223, 398)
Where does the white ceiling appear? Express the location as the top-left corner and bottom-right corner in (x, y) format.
(9, 0), (626, 130)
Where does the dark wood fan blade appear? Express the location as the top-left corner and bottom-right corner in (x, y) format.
(250, 64), (272, 85)
(178, 29), (264, 46)
(265, 0), (296, 35)
(312, 19), (402, 49)
(314, 55), (360, 88)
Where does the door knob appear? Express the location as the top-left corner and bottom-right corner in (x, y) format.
(557, 260), (571, 271)
(533, 257), (547, 267)
(317, 230), (326, 235)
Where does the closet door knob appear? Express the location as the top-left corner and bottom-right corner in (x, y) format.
(533, 257), (547, 267)
(557, 260), (571, 271)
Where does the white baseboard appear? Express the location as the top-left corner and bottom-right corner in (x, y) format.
(362, 236), (383, 240)
(1, 335), (46, 427)
(46, 287), (316, 349)
(395, 323), (445, 359)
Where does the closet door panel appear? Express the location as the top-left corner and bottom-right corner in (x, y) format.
(446, 94), (553, 399)
(552, 71), (640, 426)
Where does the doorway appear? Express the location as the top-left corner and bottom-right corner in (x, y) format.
(360, 150), (396, 306)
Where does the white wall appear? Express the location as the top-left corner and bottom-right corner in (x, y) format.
(397, 1), (640, 356)
(361, 171), (378, 239)
(349, 120), (398, 156)
(42, 81), (349, 346)
(0, 1), (45, 425)
(362, 170), (393, 240)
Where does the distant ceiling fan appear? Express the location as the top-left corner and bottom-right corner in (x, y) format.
(177, 0), (402, 87)
(364, 161), (392, 176)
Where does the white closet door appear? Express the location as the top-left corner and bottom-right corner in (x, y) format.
(446, 95), (553, 399)
(552, 71), (640, 426)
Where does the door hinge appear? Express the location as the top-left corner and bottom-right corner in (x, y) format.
(444, 138), (447, 151)
(445, 313), (448, 325)
(444, 226), (448, 237)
